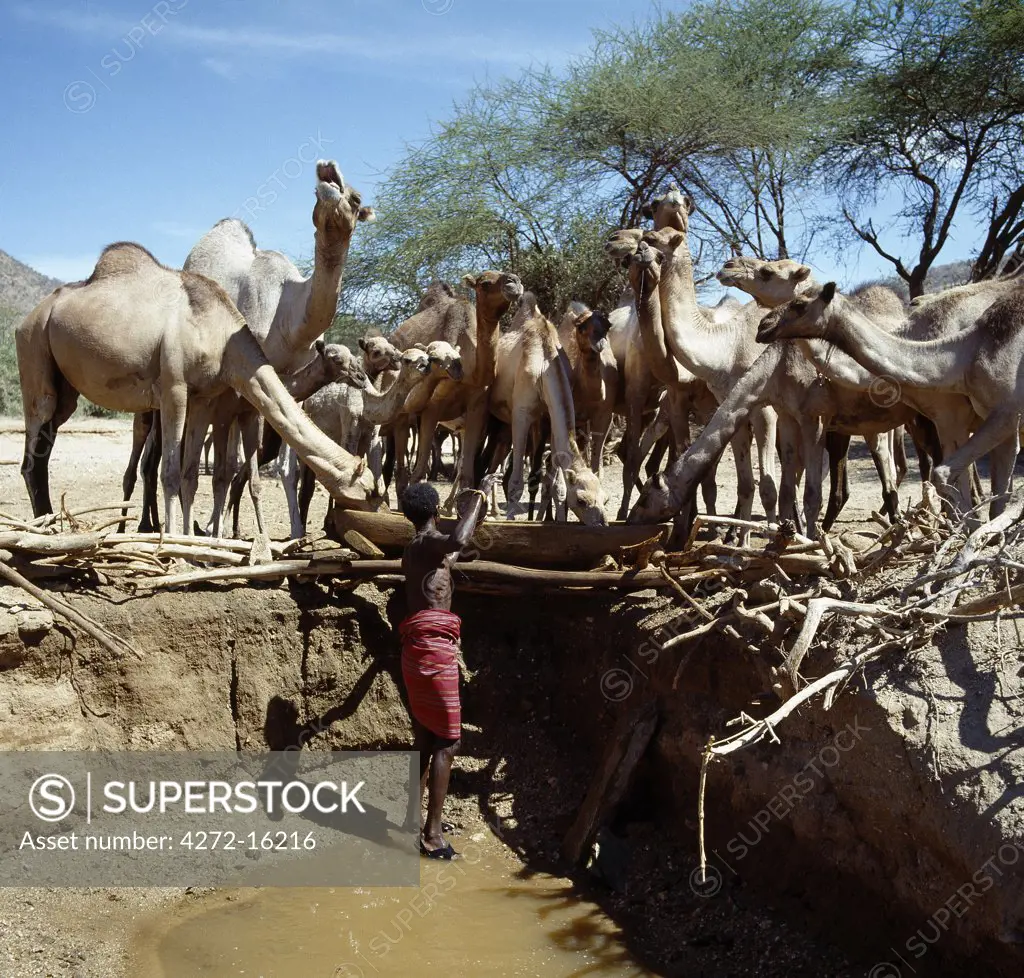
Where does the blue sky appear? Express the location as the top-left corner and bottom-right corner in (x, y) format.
(0, 0), (978, 292)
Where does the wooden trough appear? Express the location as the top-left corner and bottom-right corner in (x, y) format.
(328, 509), (673, 570)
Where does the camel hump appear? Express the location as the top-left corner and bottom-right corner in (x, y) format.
(213, 218), (258, 251)
(418, 280), (456, 311)
(180, 270), (246, 325)
(980, 290), (1024, 346)
(88, 242), (162, 281)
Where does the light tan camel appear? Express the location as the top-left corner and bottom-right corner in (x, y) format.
(758, 282), (1024, 517)
(16, 243), (380, 533)
(626, 277), (927, 535)
(716, 255), (931, 527)
(557, 302), (619, 473)
(182, 160), (374, 536)
(290, 342), (463, 535)
(388, 272), (523, 494)
(489, 293), (607, 523)
(604, 188), (720, 520)
(610, 191), (782, 529)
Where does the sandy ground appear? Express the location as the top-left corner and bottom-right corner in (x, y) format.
(0, 416), (901, 536)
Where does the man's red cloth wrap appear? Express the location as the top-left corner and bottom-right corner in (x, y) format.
(399, 609), (462, 740)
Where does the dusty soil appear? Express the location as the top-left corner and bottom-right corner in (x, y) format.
(0, 419), (1021, 977)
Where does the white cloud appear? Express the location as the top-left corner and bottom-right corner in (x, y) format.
(21, 254), (98, 282)
(13, 5), (574, 70)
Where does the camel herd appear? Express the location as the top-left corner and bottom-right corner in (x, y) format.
(13, 161), (1024, 548)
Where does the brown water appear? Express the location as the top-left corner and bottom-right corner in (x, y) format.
(135, 829), (656, 978)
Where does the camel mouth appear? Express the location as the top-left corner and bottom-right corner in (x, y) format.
(716, 269), (740, 286)
(502, 278), (525, 303)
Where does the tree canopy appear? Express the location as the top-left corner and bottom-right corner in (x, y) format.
(343, 0), (1024, 325)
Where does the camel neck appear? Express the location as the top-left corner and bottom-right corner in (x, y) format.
(659, 234), (737, 392)
(632, 268), (687, 388)
(293, 230), (351, 353)
(824, 298), (970, 390)
(366, 371), (417, 421)
(471, 303), (503, 387)
(281, 354), (328, 401)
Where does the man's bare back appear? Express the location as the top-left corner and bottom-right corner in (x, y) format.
(402, 476), (496, 612)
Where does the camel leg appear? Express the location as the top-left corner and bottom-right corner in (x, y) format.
(526, 426), (547, 521)
(590, 405), (613, 476)
(619, 387), (649, 521)
(180, 400), (216, 538)
(159, 386), (189, 536)
(864, 431), (900, 523)
(458, 391), (490, 491)
(751, 405), (778, 522)
(892, 426), (908, 487)
(283, 447), (305, 539)
(799, 416), (826, 536)
(988, 432), (1019, 519)
(19, 366), (78, 518)
(410, 404), (444, 484)
(776, 414), (802, 530)
(298, 462), (317, 533)
(239, 415), (272, 560)
(727, 423), (756, 545)
(139, 418), (162, 533)
(821, 431), (851, 532)
(120, 411), (153, 533)
(937, 408), (1021, 518)
(506, 409), (532, 520)
(907, 414), (939, 484)
(209, 417), (233, 539)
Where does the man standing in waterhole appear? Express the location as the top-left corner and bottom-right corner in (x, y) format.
(399, 476), (496, 859)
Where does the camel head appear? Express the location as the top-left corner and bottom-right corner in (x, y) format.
(312, 160), (375, 244)
(627, 236), (666, 300)
(604, 228), (643, 269)
(560, 443), (608, 526)
(627, 472), (677, 524)
(424, 340), (463, 381)
(756, 282), (837, 344)
(397, 348), (433, 382)
(461, 270), (524, 320)
(571, 307), (612, 356)
(358, 334), (402, 375)
(315, 340), (369, 389)
(335, 456), (389, 513)
(717, 257), (814, 308)
(641, 183), (695, 232)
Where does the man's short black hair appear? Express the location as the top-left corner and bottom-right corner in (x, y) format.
(402, 481), (440, 528)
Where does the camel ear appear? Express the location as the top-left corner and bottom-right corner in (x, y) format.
(358, 338), (367, 351)
(358, 206), (375, 223)
(315, 339), (326, 356)
(795, 265), (812, 282)
(353, 458), (366, 477)
(641, 201), (655, 220)
(821, 282), (837, 304)
(461, 273), (478, 290)
(413, 342), (428, 352)
(685, 195), (696, 215)
(563, 468), (577, 486)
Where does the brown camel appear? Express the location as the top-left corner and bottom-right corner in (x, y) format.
(388, 272), (524, 495)
(489, 293), (607, 523)
(16, 243), (380, 533)
(558, 302), (619, 473)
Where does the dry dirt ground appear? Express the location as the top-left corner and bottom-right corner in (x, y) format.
(0, 417), (902, 535)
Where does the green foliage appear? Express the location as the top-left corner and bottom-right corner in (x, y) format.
(828, 0), (1024, 292)
(345, 0), (861, 327)
(0, 306), (21, 416)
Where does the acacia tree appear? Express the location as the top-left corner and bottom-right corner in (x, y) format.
(830, 0), (1024, 296)
(343, 0), (859, 326)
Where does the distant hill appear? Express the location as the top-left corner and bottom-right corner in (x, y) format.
(877, 260), (972, 300)
(0, 250), (62, 319)
(0, 251), (62, 414)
